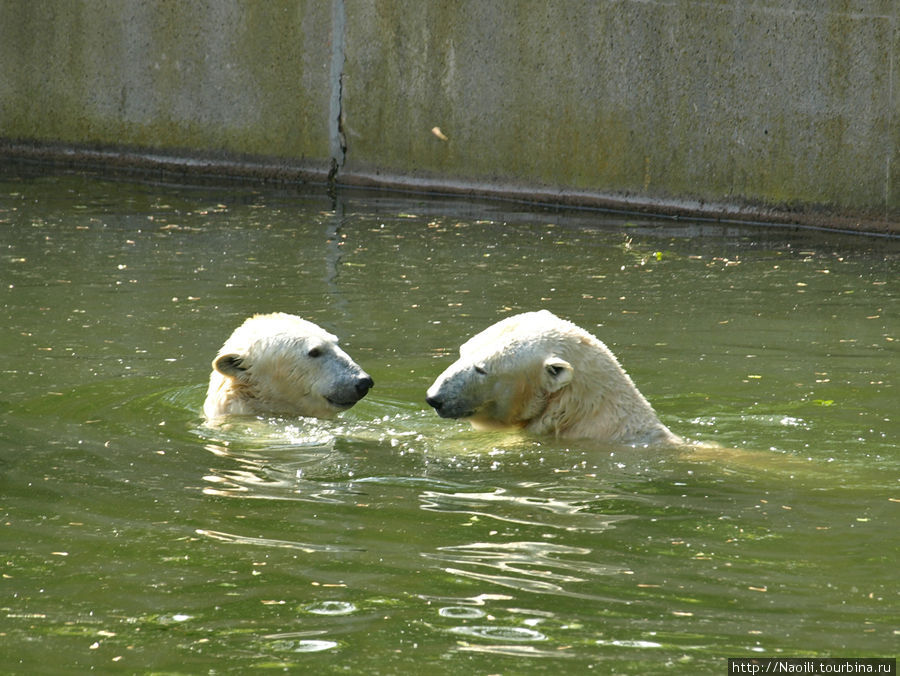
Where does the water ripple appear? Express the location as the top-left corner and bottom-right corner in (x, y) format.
(597, 639), (663, 648)
(439, 606), (485, 619)
(266, 638), (339, 653)
(424, 540), (626, 600)
(303, 601), (357, 616)
(420, 487), (634, 532)
(453, 643), (571, 658)
(196, 528), (365, 553)
(449, 625), (546, 641)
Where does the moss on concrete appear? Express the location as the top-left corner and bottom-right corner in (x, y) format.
(0, 1), (332, 162)
(0, 0), (896, 229)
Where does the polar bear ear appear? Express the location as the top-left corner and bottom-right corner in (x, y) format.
(544, 357), (573, 391)
(214, 353), (248, 378)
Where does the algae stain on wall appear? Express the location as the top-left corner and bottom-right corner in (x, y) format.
(341, 0), (896, 219)
(0, 0), (896, 224)
(0, 1), (332, 162)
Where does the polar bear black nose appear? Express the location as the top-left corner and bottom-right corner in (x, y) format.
(356, 375), (374, 395)
(425, 394), (443, 411)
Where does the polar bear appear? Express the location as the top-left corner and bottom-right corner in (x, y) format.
(425, 310), (679, 445)
(203, 313), (373, 420)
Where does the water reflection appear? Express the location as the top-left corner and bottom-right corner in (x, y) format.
(425, 592), (577, 659)
(449, 625), (547, 641)
(192, 404), (392, 502)
(425, 540), (626, 599)
(452, 643), (570, 658)
(196, 528), (364, 554)
(265, 638), (339, 653)
(198, 433), (369, 503)
(303, 600), (358, 615)
(420, 486), (637, 531)
(2, 170), (897, 673)
(438, 606), (485, 619)
(596, 639), (664, 648)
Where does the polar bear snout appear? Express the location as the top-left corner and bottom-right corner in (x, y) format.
(357, 374), (375, 395)
(424, 392), (446, 414)
(425, 376), (475, 419)
(424, 392), (470, 419)
(327, 374), (374, 408)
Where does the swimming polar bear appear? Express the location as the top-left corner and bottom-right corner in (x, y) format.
(204, 313), (373, 420)
(425, 310), (679, 445)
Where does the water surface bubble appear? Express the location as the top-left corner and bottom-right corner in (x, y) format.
(269, 639), (338, 653)
(597, 639), (663, 648)
(292, 639), (339, 652)
(439, 606), (485, 619)
(449, 625), (546, 641)
(304, 601), (356, 615)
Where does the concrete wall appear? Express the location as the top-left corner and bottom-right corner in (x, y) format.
(0, 1), (335, 171)
(1, 1), (896, 232)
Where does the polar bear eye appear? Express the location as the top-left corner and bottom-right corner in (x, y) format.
(307, 347), (323, 358)
(473, 364), (487, 375)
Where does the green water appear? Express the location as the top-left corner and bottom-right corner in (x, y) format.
(1, 169), (896, 674)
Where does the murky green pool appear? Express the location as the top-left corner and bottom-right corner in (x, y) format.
(1, 168), (897, 673)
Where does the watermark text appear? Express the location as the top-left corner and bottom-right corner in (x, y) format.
(729, 659), (895, 675)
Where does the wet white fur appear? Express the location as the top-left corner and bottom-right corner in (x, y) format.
(204, 313), (370, 421)
(427, 310), (679, 445)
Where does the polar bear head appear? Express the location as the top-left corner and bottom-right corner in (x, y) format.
(425, 311), (577, 429)
(203, 313), (373, 420)
(425, 310), (677, 444)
